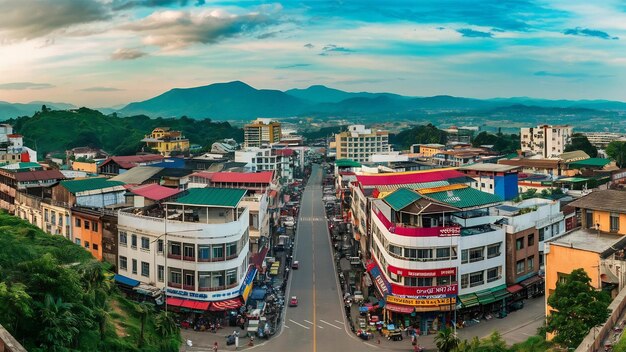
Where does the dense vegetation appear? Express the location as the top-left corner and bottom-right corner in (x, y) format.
(471, 131), (520, 154)
(564, 133), (598, 157)
(546, 268), (610, 348)
(302, 125), (348, 141)
(3, 107), (243, 157)
(390, 123), (448, 149)
(0, 213), (180, 351)
(606, 141), (626, 168)
(434, 329), (551, 352)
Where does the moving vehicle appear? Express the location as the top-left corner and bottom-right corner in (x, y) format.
(292, 261), (299, 269)
(289, 296), (298, 307)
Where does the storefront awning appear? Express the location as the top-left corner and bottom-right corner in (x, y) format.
(476, 291), (496, 305)
(458, 293), (479, 308)
(385, 303), (415, 314)
(167, 297), (184, 307)
(210, 298), (243, 311)
(490, 285), (511, 301)
(114, 274), (140, 287)
(167, 298), (210, 311)
(520, 275), (544, 288)
(506, 284), (524, 294)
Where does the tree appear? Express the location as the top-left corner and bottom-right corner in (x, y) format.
(456, 337), (480, 352)
(606, 141), (626, 168)
(136, 302), (154, 347)
(36, 294), (80, 351)
(434, 327), (459, 352)
(154, 311), (178, 337)
(0, 282), (33, 335)
(390, 123), (447, 149)
(546, 268), (611, 348)
(564, 133), (598, 157)
(480, 331), (508, 352)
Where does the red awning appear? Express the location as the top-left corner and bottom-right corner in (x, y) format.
(506, 284), (524, 294)
(210, 298), (243, 311)
(180, 300), (196, 309)
(167, 297), (184, 307)
(192, 301), (210, 311)
(385, 303), (415, 314)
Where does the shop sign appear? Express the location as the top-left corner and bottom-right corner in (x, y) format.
(240, 266), (257, 302)
(386, 295), (456, 307)
(391, 283), (458, 297)
(388, 266), (456, 277)
(166, 288), (208, 299)
(613, 170), (626, 181)
(438, 227), (460, 237)
(367, 261), (391, 296)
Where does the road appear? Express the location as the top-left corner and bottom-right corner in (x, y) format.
(255, 164), (378, 352)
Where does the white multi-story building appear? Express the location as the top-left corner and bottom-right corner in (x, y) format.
(581, 132), (626, 149)
(235, 147), (294, 182)
(117, 187), (253, 308)
(334, 125), (391, 163)
(520, 125), (573, 158)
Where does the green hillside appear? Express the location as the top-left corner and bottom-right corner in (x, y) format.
(0, 213), (181, 351)
(4, 107), (243, 157)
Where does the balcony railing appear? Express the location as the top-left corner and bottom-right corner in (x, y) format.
(197, 282), (239, 292)
(183, 256), (195, 262)
(167, 253), (182, 260)
(374, 209), (460, 238)
(168, 282), (182, 288)
(183, 284), (195, 291)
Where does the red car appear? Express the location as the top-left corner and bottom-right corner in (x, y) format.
(289, 296), (298, 307)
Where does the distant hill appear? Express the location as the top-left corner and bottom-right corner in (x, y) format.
(0, 101), (76, 120)
(285, 85), (403, 103)
(119, 81), (308, 119)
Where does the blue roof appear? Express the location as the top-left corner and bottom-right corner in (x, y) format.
(114, 274), (140, 287)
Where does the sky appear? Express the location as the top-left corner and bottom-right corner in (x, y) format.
(1, 0), (626, 107)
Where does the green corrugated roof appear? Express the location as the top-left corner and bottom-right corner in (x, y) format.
(175, 187), (246, 208)
(376, 181), (450, 192)
(335, 159), (361, 168)
(0, 162), (42, 171)
(384, 188), (422, 211)
(61, 177), (125, 194)
(568, 158), (611, 169)
(557, 177), (589, 183)
(458, 293), (479, 308)
(425, 187), (503, 209)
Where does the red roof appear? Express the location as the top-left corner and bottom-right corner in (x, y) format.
(14, 169), (66, 182)
(355, 169), (466, 187)
(275, 149), (295, 157)
(7, 134), (22, 138)
(102, 154), (164, 169)
(211, 171), (274, 184)
(129, 183), (181, 201)
(189, 171), (215, 180)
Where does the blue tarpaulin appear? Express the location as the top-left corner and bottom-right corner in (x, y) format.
(250, 288), (267, 301)
(114, 274), (140, 287)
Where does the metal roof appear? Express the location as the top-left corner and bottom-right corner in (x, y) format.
(568, 190), (626, 213)
(383, 188), (422, 211)
(423, 187), (503, 209)
(459, 163), (519, 172)
(568, 158), (611, 169)
(335, 159), (362, 168)
(174, 187), (246, 208)
(110, 166), (163, 184)
(61, 177), (126, 194)
(356, 169), (466, 187)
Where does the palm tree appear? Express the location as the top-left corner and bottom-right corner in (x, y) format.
(154, 310), (178, 337)
(434, 327), (459, 352)
(136, 301), (154, 347)
(37, 294), (80, 352)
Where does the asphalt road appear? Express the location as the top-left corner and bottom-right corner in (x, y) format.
(254, 164), (379, 352)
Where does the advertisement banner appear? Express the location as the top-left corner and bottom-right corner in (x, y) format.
(387, 266), (456, 277)
(390, 283), (458, 298)
(386, 295), (456, 307)
(366, 260), (392, 297)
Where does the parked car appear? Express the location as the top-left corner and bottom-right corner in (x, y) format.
(292, 261), (299, 269)
(289, 296), (298, 307)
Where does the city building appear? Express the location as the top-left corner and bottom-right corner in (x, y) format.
(520, 125), (573, 158)
(52, 178), (126, 208)
(582, 132), (626, 149)
(334, 125), (391, 163)
(211, 139), (239, 154)
(126, 184), (181, 207)
(41, 198), (72, 239)
(432, 147), (499, 167)
(568, 190), (626, 235)
(458, 164), (520, 200)
(71, 206), (119, 263)
(244, 118), (281, 148)
(0, 166), (64, 213)
(412, 144), (445, 157)
(367, 184), (507, 333)
(98, 154), (164, 175)
(141, 127), (190, 156)
(235, 148), (294, 182)
(116, 187), (254, 310)
(0, 124), (37, 162)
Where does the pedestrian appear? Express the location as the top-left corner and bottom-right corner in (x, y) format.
(212, 341), (218, 352)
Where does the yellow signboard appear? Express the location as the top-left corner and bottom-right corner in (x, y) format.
(386, 296), (456, 307)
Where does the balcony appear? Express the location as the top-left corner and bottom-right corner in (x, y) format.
(461, 225), (498, 237)
(168, 282), (182, 288)
(374, 209), (460, 237)
(197, 282), (239, 292)
(183, 284), (195, 291)
(183, 256), (195, 262)
(167, 253), (182, 260)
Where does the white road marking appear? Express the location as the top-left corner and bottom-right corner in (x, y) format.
(284, 325), (290, 329)
(289, 319), (310, 330)
(304, 319), (314, 325)
(334, 320), (344, 325)
(318, 325), (324, 329)
(320, 320), (342, 329)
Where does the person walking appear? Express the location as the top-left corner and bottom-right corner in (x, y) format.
(212, 341), (218, 352)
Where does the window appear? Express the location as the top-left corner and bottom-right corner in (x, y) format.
(157, 265), (164, 282)
(45, 209), (49, 222)
(404, 277), (433, 287)
(141, 262), (149, 277)
(131, 234), (137, 249)
(93, 244), (98, 251)
(157, 239), (164, 253)
(141, 237), (150, 250)
(528, 256), (535, 271)
(516, 259), (525, 274)
(93, 222), (98, 232)
(461, 249), (468, 264)
(487, 243), (501, 258)
(487, 267), (500, 282)
(516, 238), (524, 250)
(469, 247), (484, 263)
(212, 244), (224, 260)
(75, 218), (81, 227)
(85, 241), (90, 249)
(416, 249), (432, 260)
(198, 271), (210, 289)
(462, 272), (472, 290)
(469, 271), (484, 287)
(198, 245), (210, 261)
(51, 212), (56, 226)
(75, 238), (81, 245)
(437, 276), (453, 286)
(184, 272), (195, 287)
(388, 244), (402, 257)
(132, 259), (137, 274)
(528, 234), (535, 246)
(170, 269), (182, 285)
(84, 220), (90, 230)
(552, 223), (560, 236)
(436, 247), (451, 259)
(586, 211), (594, 229)
(119, 232), (127, 246)
(120, 256), (127, 270)
(404, 248), (417, 259)
(226, 269), (237, 286)
(226, 242), (237, 257)
(611, 213), (620, 232)
(539, 227), (545, 242)
(59, 215), (63, 227)
(184, 244), (195, 259)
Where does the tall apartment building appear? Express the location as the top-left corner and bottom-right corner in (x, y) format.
(244, 118), (281, 148)
(334, 125), (391, 163)
(520, 125), (573, 158)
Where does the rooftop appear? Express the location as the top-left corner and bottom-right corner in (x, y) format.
(422, 186), (503, 210)
(549, 228), (626, 257)
(210, 171), (274, 184)
(499, 158), (560, 169)
(356, 168), (466, 187)
(110, 166), (163, 184)
(60, 177), (126, 194)
(335, 159), (362, 168)
(1, 162), (42, 171)
(458, 163), (520, 173)
(559, 150), (590, 163)
(14, 169), (65, 182)
(568, 190), (626, 213)
(383, 188), (422, 211)
(129, 183), (181, 201)
(568, 158), (611, 169)
(101, 154), (164, 169)
(173, 187), (246, 208)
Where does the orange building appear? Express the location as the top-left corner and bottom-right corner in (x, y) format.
(71, 207), (105, 260)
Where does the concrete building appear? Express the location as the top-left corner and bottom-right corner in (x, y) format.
(141, 127), (190, 156)
(98, 154), (164, 175)
(413, 144), (445, 157)
(459, 163), (520, 200)
(116, 187), (253, 310)
(0, 167), (65, 214)
(582, 132), (625, 149)
(334, 125), (391, 163)
(234, 148), (294, 182)
(521, 125), (573, 158)
(244, 118), (281, 148)
(211, 139), (238, 154)
(71, 207), (119, 264)
(52, 178), (126, 208)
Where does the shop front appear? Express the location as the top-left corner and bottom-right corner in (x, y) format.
(519, 274), (544, 298)
(457, 284), (511, 323)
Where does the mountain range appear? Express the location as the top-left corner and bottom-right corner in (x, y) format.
(2, 81), (626, 125)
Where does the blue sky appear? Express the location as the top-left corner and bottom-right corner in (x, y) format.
(0, 0), (625, 106)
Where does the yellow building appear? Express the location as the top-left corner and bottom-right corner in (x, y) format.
(141, 127), (189, 156)
(545, 190), (626, 340)
(418, 143), (445, 158)
(244, 118), (281, 148)
(334, 125), (390, 163)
